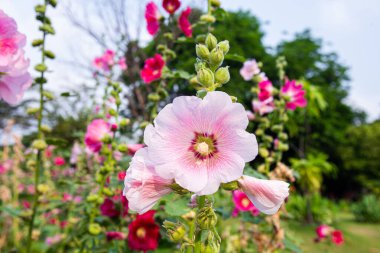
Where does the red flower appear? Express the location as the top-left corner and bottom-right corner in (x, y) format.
(106, 231), (126, 241)
(100, 198), (119, 217)
(54, 157), (65, 166)
(118, 171), (126, 181)
(140, 54), (165, 84)
(145, 2), (161, 35)
(128, 210), (160, 252)
(178, 7), (192, 37)
(331, 230), (344, 245)
(163, 0), (181, 14)
(22, 200), (31, 209)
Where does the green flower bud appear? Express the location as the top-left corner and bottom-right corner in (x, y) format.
(263, 135), (273, 143)
(197, 206), (217, 230)
(163, 32), (173, 40)
(210, 0), (221, 7)
(86, 194), (98, 203)
(42, 90), (55, 100)
(215, 66), (230, 85)
(102, 188), (113, 197)
(163, 221), (186, 242)
(32, 139), (47, 150)
(255, 129), (264, 136)
(217, 40), (230, 55)
(190, 76), (199, 86)
(35, 77), (47, 84)
(108, 108), (117, 116)
(148, 93), (161, 102)
(195, 34), (206, 44)
(196, 44), (210, 60)
(194, 60), (207, 72)
(118, 144), (128, 153)
(205, 33), (217, 50)
(221, 181), (239, 191)
(88, 223), (102, 235)
(34, 63), (47, 72)
(27, 107), (40, 115)
(41, 125), (52, 133)
(230, 96), (237, 103)
(251, 87), (258, 93)
(120, 118), (131, 127)
(35, 5), (46, 13)
(95, 173), (104, 183)
(271, 124), (283, 133)
(278, 142), (289, 151)
(164, 49), (176, 59)
(278, 132), (288, 141)
(32, 39), (44, 47)
(48, 0), (58, 7)
(197, 68), (214, 88)
(27, 160), (37, 169)
(39, 24), (55, 35)
(259, 147), (269, 158)
(209, 48), (224, 69)
(44, 50), (55, 59)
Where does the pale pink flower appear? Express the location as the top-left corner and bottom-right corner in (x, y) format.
(246, 110), (255, 121)
(70, 142), (82, 164)
(45, 234), (63, 246)
(84, 119), (113, 153)
(258, 80), (273, 101)
(240, 59), (260, 81)
(144, 91), (258, 195)
(280, 80), (307, 110)
(316, 224), (330, 239)
(237, 175), (289, 215)
(118, 57), (127, 70)
(252, 97), (275, 115)
(123, 148), (173, 214)
(92, 49), (115, 72)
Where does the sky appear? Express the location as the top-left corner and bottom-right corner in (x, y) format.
(1, 0), (380, 120)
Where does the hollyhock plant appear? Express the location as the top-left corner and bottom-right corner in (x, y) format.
(145, 2), (161, 36)
(128, 210), (160, 252)
(144, 91), (258, 195)
(84, 119), (112, 153)
(237, 175), (289, 215)
(331, 230), (344, 245)
(240, 59), (260, 81)
(123, 148), (173, 214)
(258, 80), (274, 101)
(280, 80), (307, 110)
(232, 190), (260, 217)
(178, 7), (192, 37)
(253, 97), (275, 115)
(140, 54), (165, 84)
(163, 0), (181, 14)
(106, 231), (126, 241)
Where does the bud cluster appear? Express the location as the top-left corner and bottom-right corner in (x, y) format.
(195, 33), (230, 91)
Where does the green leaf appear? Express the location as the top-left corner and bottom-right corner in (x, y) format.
(165, 196), (191, 217)
(1, 205), (22, 217)
(172, 70), (192, 80)
(283, 236), (302, 253)
(224, 54), (246, 63)
(45, 137), (68, 146)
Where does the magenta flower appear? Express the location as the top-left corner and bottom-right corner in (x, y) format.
(92, 49), (115, 72)
(84, 119), (112, 153)
(240, 59), (260, 81)
(316, 224), (330, 239)
(163, 0), (181, 14)
(140, 54), (165, 84)
(237, 175), (289, 215)
(280, 80), (307, 110)
(144, 91), (258, 195)
(145, 2), (161, 36)
(252, 97), (275, 115)
(106, 231), (126, 241)
(100, 198), (120, 217)
(232, 190), (260, 217)
(54, 156), (65, 166)
(178, 7), (192, 37)
(123, 148), (173, 214)
(258, 80), (273, 102)
(331, 230), (344, 245)
(118, 57), (127, 70)
(0, 164), (6, 174)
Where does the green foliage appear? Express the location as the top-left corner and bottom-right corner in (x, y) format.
(339, 120), (380, 194)
(287, 193), (338, 224)
(352, 194), (380, 223)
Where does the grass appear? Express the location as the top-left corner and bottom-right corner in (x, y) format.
(283, 213), (380, 253)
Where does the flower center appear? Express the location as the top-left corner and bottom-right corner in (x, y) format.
(136, 227), (146, 238)
(190, 132), (218, 160)
(242, 198), (250, 208)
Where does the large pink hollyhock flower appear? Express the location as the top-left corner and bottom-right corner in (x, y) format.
(0, 10), (26, 61)
(258, 80), (274, 102)
(331, 230), (344, 245)
(232, 190), (260, 217)
(144, 91), (258, 195)
(84, 119), (113, 153)
(123, 148), (173, 214)
(178, 7), (192, 37)
(252, 97), (275, 115)
(237, 175), (289, 215)
(140, 54), (165, 84)
(163, 0), (181, 14)
(316, 224), (330, 239)
(145, 2), (161, 36)
(280, 80), (307, 110)
(240, 59), (260, 81)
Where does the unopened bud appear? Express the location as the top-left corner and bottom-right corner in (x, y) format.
(117, 144), (128, 153)
(230, 96), (237, 102)
(197, 206), (217, 230)
(205, 33), (217, 50)
(278, 142), (289, 151)
(102, 188), (113, 197)
(209, 48), (224, 69)
(195, 34), (206, 44)
(88, 223), (102, 235)
(197, 68), (214, 88)
(44, 50), (55, 59)
(86, 194), (99, 203)
(221, 181), (239, 191)
(210, 0), (221, 7)
(120, 118), (130, 127)
(217, 40), (230, 55)
(43, 91), (55, 100)
(259, 147), (269, 158)
(41, 125), (51, 133)
(148, 93), (161, 102)
(190, 76), (199, 86)
(27, 107), (40, 114)
(163, 221), (186, 242)
(49, 0), (57, 7)
(196, 44), (210, 60)
(278, 132), (288, 141)
(35, 5), (46, 13)
(32, 39), (43, 47)
(215, 66), (230, 85)
(32, 139), (47, 150)
(34, 63), (47, 72)
(271, 124), (283, 133)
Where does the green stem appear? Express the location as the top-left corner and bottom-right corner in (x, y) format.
(194, 196), (206, 253)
